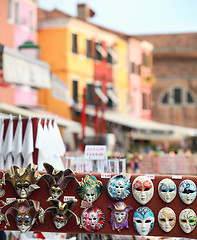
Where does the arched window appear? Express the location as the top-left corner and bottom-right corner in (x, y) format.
(161, 87), (195, 106)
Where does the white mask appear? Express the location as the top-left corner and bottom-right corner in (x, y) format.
(132, 176), (154, 205)
(54, 214), (67, 229)
(179, 208), (196, 233)
(178, 179), (197, 204)
(133, 206), (154, 236)
(158, 178), (177, 203)
(158, 207), (176, 232)
(84, 189), (96, 203)
(114, 211), (126, 223)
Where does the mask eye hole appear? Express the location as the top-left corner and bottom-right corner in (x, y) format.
(144, 188), (150, 191)
(169, 218), (174, 221)
(136, 220), (142, 223)
(160, 218), (166, 222)
(169, 189), (174, 192)
(145, 219), (152, 223)
(181, 219), (187, 223)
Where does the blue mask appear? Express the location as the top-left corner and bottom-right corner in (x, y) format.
(179, 179), (196, 204)
(133, 206), (154, 236)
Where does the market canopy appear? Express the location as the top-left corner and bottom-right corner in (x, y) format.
(1, 45), (51, 89)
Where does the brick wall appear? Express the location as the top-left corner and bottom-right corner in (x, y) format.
(135, 32), (197, 128)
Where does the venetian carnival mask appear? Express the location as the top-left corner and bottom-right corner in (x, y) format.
(78, 175), (103, 204)
(5, 199), (42, 233)
(133, 206), (155, 237)
(42, 163), (78, 200)
(41, 199), (80, 229)
(158, 207), (176, 232)
(108, 202), (133, 232)
(5, 164), (41, 198)
(179, 208), (196, 233)
(132, 176), (154, 205)
(81, 206), (105, 232)
(178, 179), (197, 204)
(158, 178), (177, 203)
(106, 175), (131, 200)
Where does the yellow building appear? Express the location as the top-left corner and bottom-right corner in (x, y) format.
(114, 36), (129, 114)
(38, 9), (95, 118)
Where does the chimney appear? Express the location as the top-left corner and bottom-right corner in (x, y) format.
(77, 4), (95, 21)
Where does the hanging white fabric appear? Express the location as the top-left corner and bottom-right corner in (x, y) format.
(2, 115), (14, 169)
(22, 116), (34, 168)
(12, 115), (23, 167)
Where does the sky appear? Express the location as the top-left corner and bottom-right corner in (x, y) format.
(38, 0), (197, 35)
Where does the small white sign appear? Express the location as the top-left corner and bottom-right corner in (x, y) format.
(84, 145), (107, 160)
(6, 198), (16, 204)
(63, 196), (75, 202)
(101, 173), (111, 178)
(172, 175), (182, 180)
(145, 174), (155, 180)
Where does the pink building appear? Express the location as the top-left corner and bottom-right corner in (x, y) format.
(128, 38), (153, 120)
(0, 0), (51, 108)
(0, 0), (37, 49)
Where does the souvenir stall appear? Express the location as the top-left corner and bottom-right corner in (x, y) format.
(0, 117), (197, 239)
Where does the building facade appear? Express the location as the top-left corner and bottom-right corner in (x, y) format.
(136, 33), (197, 128)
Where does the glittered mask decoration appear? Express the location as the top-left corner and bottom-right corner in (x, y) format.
(81, 206), (105, 232)
(78, 175), (103, 204)
(5, 199), (42, 233)
(42, 163), (78, 200)
(106, 175), (131, 200)
(108, 202), (133, 232)
(178, 179), (197, 204)
(133, 206), (154, 237)
(41, 199), (80, 229)
(179, 208), (196, 233)
(158, 178), (176, 203)
(158, 207), (176, 232)
(132, 176), (154, 205)
(5, 164), (41, 198)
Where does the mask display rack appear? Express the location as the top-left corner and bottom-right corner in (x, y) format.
(0, 168), (196, 238)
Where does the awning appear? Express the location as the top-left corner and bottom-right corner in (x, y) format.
(0, 103), (94, 136)
(107, 89), (119, 105)
(51, 73), (74, 106)
(2, 45), (51, 89)
(96, 44), (107, 57)
(73, 105), (197, 138)
(107, 47), (118, 62)
(95, 87), (108, 103)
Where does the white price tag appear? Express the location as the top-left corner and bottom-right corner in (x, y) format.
(145, 174), (155, 180)
(6, 198), (16, 204)
(63, 196), (75, 202)
(172, 175), (182, 179)
(101, 173), (111, 178)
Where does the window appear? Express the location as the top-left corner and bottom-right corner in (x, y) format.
(8, 0), (13, 20)
(72, 79), (78, 103)
(107, 47), (112, 64)
(95, 42), (102, 61)
(161, 87), (195, 106)
(142, 93), (148, 110)
(187, 91), (194, 103)
(30, 10), (33, 32)
(86, 39), (92, 58)
(107, 86), (113, 108)
(174, 88), (182, 104)
(130, 62), (140, 75)
(142, 53), (152, 68)
(15, 2), (20, 25)
(86, 83), (94, 105)
(72, 33), (78, 53)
